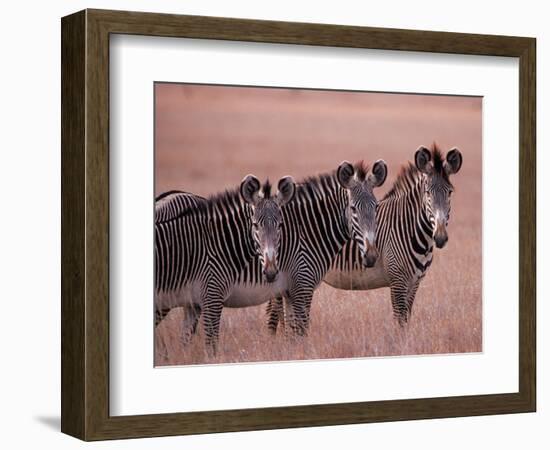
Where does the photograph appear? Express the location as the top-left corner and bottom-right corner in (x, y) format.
(153, 83), (482, 366)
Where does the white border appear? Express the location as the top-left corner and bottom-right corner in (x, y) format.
(110, 35), (519, 416)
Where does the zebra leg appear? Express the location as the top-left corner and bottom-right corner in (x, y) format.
(154, 307), (170, 362)
(202, 299), (224, 355)
(279, 297), (287, 333)
(389, 280), (410, 327)
(155, 306), (171, 327)
(266, 296), (284, 335)
(286, 287), (314, 336)
(405, 280), (421, 321)
(181, 303), (201, 345)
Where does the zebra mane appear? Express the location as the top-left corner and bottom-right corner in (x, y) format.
(382, 163), (421, 200)
(431, 144), (452, 184)
(298, 161), (369, 188)
(203, 187), (247, 212)
(189, 180), (275, 212)
(296, 161), (371, 197)
(261, 180), (272, 198)
(299, 162), (369, 186)
(295, 170), (342, 202)
(354, 161), (370, 182)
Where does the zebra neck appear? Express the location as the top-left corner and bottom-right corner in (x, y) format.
(208, 200), (256, 272)
(291, 174), (350, 255)
(380, 176), (434, 253)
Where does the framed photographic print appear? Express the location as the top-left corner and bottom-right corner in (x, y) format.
(61, 9), (536, 441)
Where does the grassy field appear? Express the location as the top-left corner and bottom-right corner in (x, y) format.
(154, 84), (482, 366)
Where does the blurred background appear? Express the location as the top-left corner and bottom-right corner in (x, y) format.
(155, 83), (482, 365)
(155, 83), (481, 198)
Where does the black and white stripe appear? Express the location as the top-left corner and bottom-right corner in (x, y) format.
(320, 145), (463, 325)
(155, 190), (207, 223)
(155, 176), (295, 353)
(171, 161), (386, 339)
(155, 188), (255, 351)
(155, 160), (387, 346)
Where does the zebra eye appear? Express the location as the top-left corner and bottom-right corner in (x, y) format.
(350, 205), (357, 213)
(252, 222), (259, 229)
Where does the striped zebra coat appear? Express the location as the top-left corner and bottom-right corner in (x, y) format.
(155, 175), (295, 352)
(157, 161), (388, 339)
(155, 190), (206, 223)
(269, 145), (463, 328)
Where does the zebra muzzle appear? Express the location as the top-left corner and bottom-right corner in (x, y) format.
(434, 222), (449, 248)
(263, 267), (278, 282)
(363, 241), (379, 268)
(263, 253), (279, 282)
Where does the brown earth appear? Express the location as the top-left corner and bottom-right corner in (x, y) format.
(154, 83), (482, 366)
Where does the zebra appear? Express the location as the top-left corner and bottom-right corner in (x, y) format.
(267, 144), (463, 329)
(155, 175), (296, 353)
(155, 191), (288, 336)
(175, 160), (388, 339)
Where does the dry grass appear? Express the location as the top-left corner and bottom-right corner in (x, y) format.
(154, 84), (482, 366)
(155, 238), (482, 366)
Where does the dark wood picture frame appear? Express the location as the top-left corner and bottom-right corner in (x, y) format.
(61, 9), (536, 441)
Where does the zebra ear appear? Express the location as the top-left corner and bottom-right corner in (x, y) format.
(415, 146), (432, 174)
(337, 161), (355, 188)
(369, 159), (388, 187)
(277, 176), (296, 205)
(445, 148), (463, 175)
(240, 174), (261, 205)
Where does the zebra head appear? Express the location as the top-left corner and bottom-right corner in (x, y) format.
(415, 145), (463, 249)
(337, 159), (388, 268)
(240, 175), (296, 282)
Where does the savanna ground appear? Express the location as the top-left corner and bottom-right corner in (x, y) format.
(154, 83), (482, 366)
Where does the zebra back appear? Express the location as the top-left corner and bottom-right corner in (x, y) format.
(277, 173), (351, 284)
(155, 190), (207, 223)
(155, 189), (256, 295)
